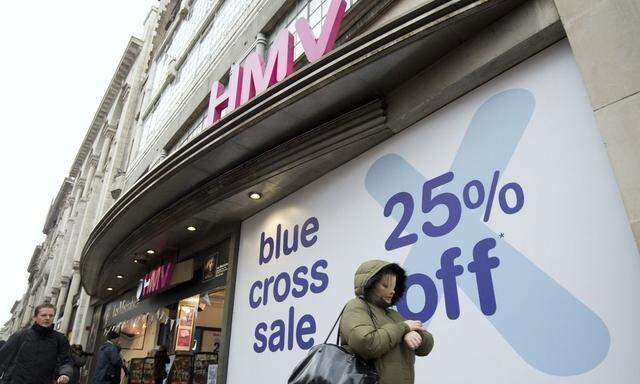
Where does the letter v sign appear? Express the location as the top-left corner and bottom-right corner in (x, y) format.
(159, 263), (175, 288)
(296, 0), (347, 63)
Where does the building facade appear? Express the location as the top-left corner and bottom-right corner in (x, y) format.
(5, 0), (640, 383)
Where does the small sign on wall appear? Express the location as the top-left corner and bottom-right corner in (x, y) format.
(202, 252), (218, 281)
(203, 252), (229, 282)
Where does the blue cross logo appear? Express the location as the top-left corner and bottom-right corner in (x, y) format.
(364, 89), (609, 376)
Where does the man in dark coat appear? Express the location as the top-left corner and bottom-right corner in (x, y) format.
(92, 331), (125, 384)
(0, 303), (73, 384)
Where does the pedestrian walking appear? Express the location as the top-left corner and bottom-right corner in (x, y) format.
(339, 260), (434, 384)
(92, 331), (126, 384)
(152, 345), (170, 384)
(0, 303), (73, 384)
(69, 345), (90, 384)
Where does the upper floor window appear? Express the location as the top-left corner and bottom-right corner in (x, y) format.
(267, 0), (359, 60)
(169, 109), (207, 154)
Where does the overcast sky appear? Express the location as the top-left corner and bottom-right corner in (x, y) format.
(0, 1), (156, 325)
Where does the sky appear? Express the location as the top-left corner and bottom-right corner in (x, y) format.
(0, 1), (157, 325)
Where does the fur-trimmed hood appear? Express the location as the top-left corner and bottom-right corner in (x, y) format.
(353, 259), (406, 306)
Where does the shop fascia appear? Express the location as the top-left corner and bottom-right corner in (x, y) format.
(136, 259), (195, 300)
(206, 0), (347, 126)
(137, 262), (175, 300)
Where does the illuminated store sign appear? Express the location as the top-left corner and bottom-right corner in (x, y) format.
(205, 0), (347, 126)
(138, 263), (175, 299)
(135, 259), (195, 300)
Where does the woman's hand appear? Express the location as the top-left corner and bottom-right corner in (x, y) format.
(404, 320), (424, 332)
(403, 331), (423, 350)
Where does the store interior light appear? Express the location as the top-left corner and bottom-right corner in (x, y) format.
(186, 225), (197, 232)
(249, 192), (262, 200)
(107, 287), (114, 291)
(116, 274), (124, 279)
(146, 249), (155, 255)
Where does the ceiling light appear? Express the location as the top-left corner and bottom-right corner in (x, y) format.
(186, 225), (197, 232)
(107, 287), (114, 291)
(249, 192), (262, 200)
(146, 249), (155, 255)
(116, 274), (124, 279)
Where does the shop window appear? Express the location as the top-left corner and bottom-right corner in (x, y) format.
(119, 314), (148, 350)
(266, 0), (360, 65)
(156, 306), (177, 349)
(161, 290), (226, 383)
(168, 108), (207, 154)
(120, 242), (231, 384)
(198, 328), (222, 355)
(192, 291), (224, 355)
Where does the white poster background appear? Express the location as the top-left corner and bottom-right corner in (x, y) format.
(227, 41), (640, 383)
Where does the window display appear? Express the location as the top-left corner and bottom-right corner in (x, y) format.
(120, 314), (147, 350)
(193, 353), (217, 384)
(168, 353), (193, 384)
(128, 358), (145, 384)
(142, 357), (155, 384)
(175, 295), (199, 351)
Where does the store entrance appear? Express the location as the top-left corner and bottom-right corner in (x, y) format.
(126, 289), (227, 384)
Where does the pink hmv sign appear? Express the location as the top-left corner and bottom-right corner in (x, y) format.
(137, 263), (175, 299)
(205, 0), (347, 126)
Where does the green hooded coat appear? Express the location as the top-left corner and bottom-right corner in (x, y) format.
(339, 260), (434, 384)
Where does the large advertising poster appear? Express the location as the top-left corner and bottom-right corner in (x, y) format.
(227, 41), (640, 383)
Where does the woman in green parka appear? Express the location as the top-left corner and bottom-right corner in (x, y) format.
(339, 260), (434, 384)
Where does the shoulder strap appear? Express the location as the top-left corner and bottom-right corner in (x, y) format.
(362, 300), (379, 329)
(324, 299), (379, 345)
(324, 305), (346, 345)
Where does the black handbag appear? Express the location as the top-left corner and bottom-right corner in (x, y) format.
(288, 306), (378, 384)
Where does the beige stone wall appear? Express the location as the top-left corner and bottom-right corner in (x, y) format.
(554, 0), (640, 249)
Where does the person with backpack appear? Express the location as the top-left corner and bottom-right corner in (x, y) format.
(0, 303), (73, 384)
(339, 260), (434, 384)
(93, 331), (126, 384)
